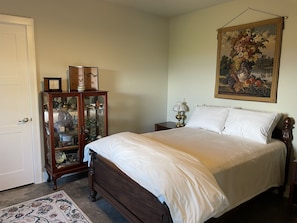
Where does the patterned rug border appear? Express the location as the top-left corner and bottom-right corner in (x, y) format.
(0, 190), (93, 223)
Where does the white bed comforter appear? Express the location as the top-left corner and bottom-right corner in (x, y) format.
(144, 127), (287, 214)
(84, 132), (229, 223)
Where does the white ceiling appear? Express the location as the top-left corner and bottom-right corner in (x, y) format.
(103, 0), (234, 17)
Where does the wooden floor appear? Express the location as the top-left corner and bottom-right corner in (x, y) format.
(209, 190), (297, 223)
(1, 173), (297, 223)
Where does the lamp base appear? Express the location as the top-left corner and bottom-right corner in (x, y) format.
(175, 112), (184, 128)
(176, 122), (185, 128)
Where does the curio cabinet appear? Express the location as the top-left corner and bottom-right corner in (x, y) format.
(41, 91), (108, 189)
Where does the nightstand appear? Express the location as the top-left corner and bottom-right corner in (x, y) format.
(289, 159), (297, 212)
(155, 121), (177, 131)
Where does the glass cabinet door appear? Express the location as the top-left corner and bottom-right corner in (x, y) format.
(43, 94), (52, 167)
(43, 94), (80, 169)
(83, 93), (107, 144)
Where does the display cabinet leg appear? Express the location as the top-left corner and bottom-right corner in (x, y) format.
(52, 178), (58, 190)
(46, 172), (51, 182)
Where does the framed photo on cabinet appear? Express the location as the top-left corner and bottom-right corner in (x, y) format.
(68, 66), (99, 92)
(44, 77), (62, 92)
(215, 17), (284, 103)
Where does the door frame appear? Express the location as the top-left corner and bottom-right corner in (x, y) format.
(0, 14), (43, 184)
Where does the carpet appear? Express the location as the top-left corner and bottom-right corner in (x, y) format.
(0, 190), (93, 223)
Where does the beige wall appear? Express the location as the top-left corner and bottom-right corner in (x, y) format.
(167, 0), (297, 154)
(1, 0), (297, 165)
(0, 0), (169, 134)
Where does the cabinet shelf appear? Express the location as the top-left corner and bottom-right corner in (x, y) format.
(56, 161), (80, 169)
(42, 91), (108, 189)
(55, 145), (79, 151)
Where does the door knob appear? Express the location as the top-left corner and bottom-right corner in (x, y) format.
(18, 117), (31, 124)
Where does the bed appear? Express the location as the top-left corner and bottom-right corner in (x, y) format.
(83, 106), (294, 223)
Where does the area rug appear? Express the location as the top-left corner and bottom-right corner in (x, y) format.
(0, 190), (92, 223)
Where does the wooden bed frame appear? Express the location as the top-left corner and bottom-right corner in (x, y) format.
(87, 117), (294, 223)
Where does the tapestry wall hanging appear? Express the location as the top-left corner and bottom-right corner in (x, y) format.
(215, 17), (284, 102)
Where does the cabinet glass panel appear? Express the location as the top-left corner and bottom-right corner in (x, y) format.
(52, 95), (79, 169)
(43, 95), (51, 166)
(84, 94), (106, 144)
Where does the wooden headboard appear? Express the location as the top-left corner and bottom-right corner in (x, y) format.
(272, 117), (295, 186)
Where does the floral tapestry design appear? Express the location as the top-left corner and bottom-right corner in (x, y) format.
(215, 17), (284, 102)
(0, 190), (92, 223)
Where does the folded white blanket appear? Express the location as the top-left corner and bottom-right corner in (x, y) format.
(84, 132), (229, 223)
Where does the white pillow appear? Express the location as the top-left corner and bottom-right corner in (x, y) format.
(186, 105), (230, 133)
(222, 108), (281, 144)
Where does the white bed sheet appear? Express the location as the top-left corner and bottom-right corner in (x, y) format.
(143, 127), (287, 214)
